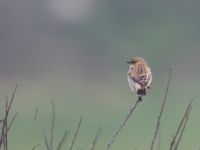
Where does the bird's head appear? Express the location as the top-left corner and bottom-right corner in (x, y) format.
(126, 57), (147, 65)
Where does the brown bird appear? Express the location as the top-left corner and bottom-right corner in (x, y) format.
(127, 57), (152, 101)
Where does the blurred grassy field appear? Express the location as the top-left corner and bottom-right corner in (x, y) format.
(3, 64), (200, 150)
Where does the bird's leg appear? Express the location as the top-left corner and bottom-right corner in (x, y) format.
(138, 96), (142, 101)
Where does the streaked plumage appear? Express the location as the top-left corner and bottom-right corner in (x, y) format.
(127, 57), (152, 101)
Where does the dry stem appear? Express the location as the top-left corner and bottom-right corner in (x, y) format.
(56, 130), (68, 150)
(150, 68), (172, 150)
(106, 98), (141, 150)
(173, 106), (192, 150)
(69, 115), (83, 150)
(90, 128), (101, 150)
(0, 85), (18, 149)
(170, 97), (195, 150)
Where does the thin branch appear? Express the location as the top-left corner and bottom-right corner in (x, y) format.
(0, 85), (18, 147)
(38, 111), (50, 150)
(106, 98), (142, 150)
(1, 113), (18, 150)
(69, 115), (83, 150)
(173, 106), (192, 150)
(4, 99), (8, 150)
(2, 112), (17, 150)
(157, 125), (161, 150)
(50, 100), (55, 150)
(8, 113), (17, 131)
(6, 85), (18, 116)
(44, 126), (50, 150)
(169, 98), (194, 150)
(169, 97), (195, 150)
(0, 100), (8, 147)
(150, 68), (172, 150)
(90, 128), (101, 150)
(38, 101), (65, 150)
(56, 130), (68, 150)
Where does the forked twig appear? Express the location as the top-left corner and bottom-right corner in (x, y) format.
(69, 115), (83, 150)
(150, 68), (172, 150)
(0, 85), (18, 148)
(106, 98), (141, 150)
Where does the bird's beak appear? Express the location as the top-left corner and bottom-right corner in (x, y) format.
(126, 60), (132, 64)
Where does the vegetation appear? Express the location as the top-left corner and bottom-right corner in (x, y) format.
(0, 68), (197, 150)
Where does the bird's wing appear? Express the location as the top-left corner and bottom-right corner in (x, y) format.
(130, 75), (148, 86)
(130, 72), (152, 87)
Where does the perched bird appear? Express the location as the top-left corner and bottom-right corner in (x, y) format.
(127, 57), (152, 101)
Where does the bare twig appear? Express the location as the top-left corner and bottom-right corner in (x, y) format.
(8, 113), (17, 131)
(106, 98), (141, 150)
(38, 111), (50, 150)
(69, 115), (83, 150)
(150, 68), (172, 150)
(50, 100), (55, 150)
(6, 85), (18, 116)
(56, 130), (68, 150)
(38, 101), (69, 150)
(0, 85), (18, 148)
(0, 102), (8, 147)
(3, 100), (8, 150)
(90, 128), (101, 150)
(169, 97), (195, 150)
(38, 107), (51, 150)
(173, 106), (192, 150)
(157, 125), (161, 150)
(169, 98), (193, 150)
(44, 131), (50, 150)
(2, 113), (17, 150)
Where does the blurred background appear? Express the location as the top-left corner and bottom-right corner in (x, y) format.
(0, 0), (200, 149)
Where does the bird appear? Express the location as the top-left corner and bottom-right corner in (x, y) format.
(127, 57), (152, 101)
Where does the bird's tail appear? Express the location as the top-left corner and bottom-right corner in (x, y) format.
(137, 88), (146, 102)
(137, 88), (146, 96)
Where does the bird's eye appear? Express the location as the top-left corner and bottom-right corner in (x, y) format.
(132, 60), (136, 63)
